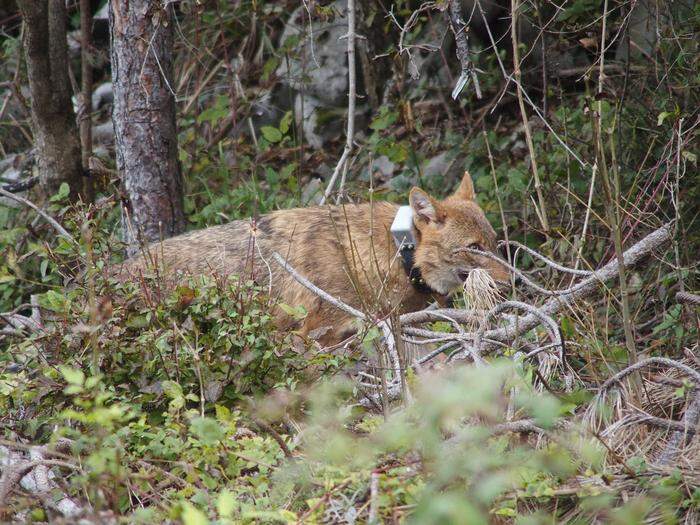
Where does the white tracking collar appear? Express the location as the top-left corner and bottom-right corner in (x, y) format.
(390, 205), (417, 249)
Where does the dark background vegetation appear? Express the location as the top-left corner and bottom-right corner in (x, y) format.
(0, 0), (698, 523)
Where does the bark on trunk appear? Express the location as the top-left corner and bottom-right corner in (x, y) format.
(19, 0), (84, 202)
(79, 0), (94, 202)
(109, 0), (185, 255)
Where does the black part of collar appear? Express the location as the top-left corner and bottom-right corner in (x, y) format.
(399, 243), (437, 295)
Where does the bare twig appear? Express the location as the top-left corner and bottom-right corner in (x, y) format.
(598, 357), (700, 392)
(447, 0), (481, 99)
(271, 251), (366, 320)
(510, 0), (549, 233)
(456, 247), (592, 297)
(0, 187), (77, 244)
(320, 0), (356, 204)
(592, 0), (639, 392)
(368, 471), (379, 524)
(484, 223), (672, 346)
(251, 417), (294, 459)
(499, 240), (593, 276)
(0, 445), (83, 517)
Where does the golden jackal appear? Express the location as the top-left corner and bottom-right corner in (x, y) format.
(117, 173), (509, 346)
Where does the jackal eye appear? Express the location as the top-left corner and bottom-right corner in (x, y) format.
(467, 242), (484, 252)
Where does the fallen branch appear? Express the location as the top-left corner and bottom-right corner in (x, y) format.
(0, 175), (39, 193)
(623, 411), (697, 434)
(677, 291), (700, 306)
(0, 444), (83, 517)
(484, 223), (673, 347)
(598, 357), (700, 392)
(658, 393), (700, 466)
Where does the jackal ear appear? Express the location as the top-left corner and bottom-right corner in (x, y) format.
(454, 171), (476, 201)
(409, 187), (438, 224)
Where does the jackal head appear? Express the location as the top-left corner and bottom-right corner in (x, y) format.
(409, 172), (510, 295)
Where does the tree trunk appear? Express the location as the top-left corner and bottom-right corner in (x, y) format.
(109, 0), (185, 255)
(19, 0), (84, 202)
(79, 0), (94, 202)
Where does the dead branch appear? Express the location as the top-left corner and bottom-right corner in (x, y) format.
(271, 251), (366, 320)
(658, 393), (700, 465)
(457, 247), (590, 296)
(320, 0), (356, 204)
(622, 412), (697, 434)
(677, 291), (700, 306)
(0, 445), (83, 517)
(499, 240), (594, 276)
(598, 357), (700, 392)
(447, 0), (481, 99)
(484, 223), (673, 346)
(0, 187), (77, 244)
(400, 308), (483, 325)
(271, 251), (405, 401)
(1, 175), (39, 193)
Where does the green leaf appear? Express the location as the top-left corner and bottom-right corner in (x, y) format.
(279, 111), (293, 134)
(266, 167), (279, 185)
(84, 375), (102, 390)
(279, 303), (307, 320)
(49, 183), (70, 203)
(370, 107), (398, 131)
(190, 416), (225, 445)
(261, 126), (283, 143)
(217, 489), (235, 518)
(41, 290), (69, 312)
(40, 259), (49, 279)
(215, 404), (232, 422)
(197, 95), (229, 125)
(181, 502), (209, 525)
(59, 365), (85, 386)
(126, 314), (150, 329)
(657, 111), (672, 126)
(162, 380), (183, 399)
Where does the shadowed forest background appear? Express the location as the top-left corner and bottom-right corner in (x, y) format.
(0, 0), (698, 523)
